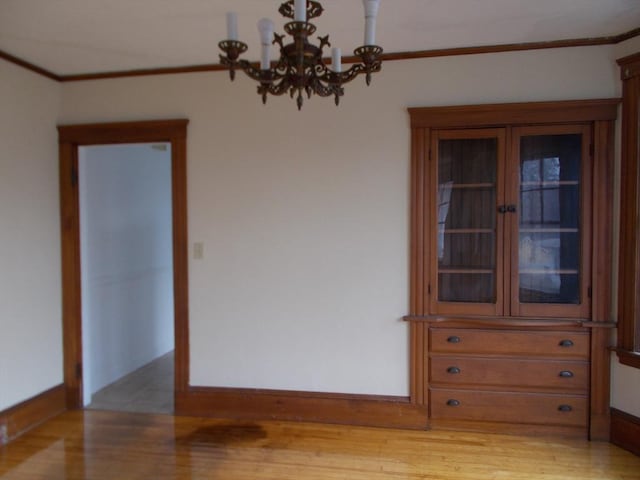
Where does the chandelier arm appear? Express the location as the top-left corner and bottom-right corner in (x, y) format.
(266, 77), (292, 97)
(316, 64), (365, 85)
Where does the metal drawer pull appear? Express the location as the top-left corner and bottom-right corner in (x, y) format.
(559, 370), (574, 378)
(558, 405), (573, 412)
(447, 399), (461, 407)
(559, 339), (574, 347)
(447, 366), (461, 374)
(447, 336), (461, 343)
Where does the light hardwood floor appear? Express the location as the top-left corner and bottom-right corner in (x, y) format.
(1, 410), (639, 479)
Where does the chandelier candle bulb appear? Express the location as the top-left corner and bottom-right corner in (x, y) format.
(294, 0), (307, 22)
(226, 12), (238, 40)
(363, 0), (380, 45)
(258, 18), (275, 69)
(332, 47), (342, 72)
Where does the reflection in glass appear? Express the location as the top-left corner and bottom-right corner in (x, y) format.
(519, 134), (581, 304)
(437, 138), (497, 303)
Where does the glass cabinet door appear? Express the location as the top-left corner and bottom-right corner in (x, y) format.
(430, 129), (506, 316)
(510, 125), (591, 318)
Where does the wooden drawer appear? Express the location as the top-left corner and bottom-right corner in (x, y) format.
(430, 388), (588, 427)
(430, 328), (589, 359)
(430, 356), (589, 391)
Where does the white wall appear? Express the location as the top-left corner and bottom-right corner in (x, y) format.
(0, 59), (62, 411)
(79, 144), (174, 404)
(58, 44), (620, 396)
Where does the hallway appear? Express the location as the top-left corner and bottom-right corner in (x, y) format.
(87, 351), (173, 415)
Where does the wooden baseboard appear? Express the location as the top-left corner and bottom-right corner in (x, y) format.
(0, 385), (66, 445)
(611, 408), (640, 456)
(176, 387), (428, 430)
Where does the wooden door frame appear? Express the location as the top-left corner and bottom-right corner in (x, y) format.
(58, 119), (189, 409)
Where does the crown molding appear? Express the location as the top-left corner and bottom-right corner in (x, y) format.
(2, 26), (639, 83)
(0, 49), (60, 81)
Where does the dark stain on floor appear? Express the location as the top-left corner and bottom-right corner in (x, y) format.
(177, 423), (267, 446)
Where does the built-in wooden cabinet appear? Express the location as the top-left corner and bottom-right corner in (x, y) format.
(407, 99), (618, 439)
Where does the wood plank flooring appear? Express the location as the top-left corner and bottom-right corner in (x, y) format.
(1, 410), (639, 479)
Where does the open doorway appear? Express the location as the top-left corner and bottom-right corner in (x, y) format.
(79, 143), (174, 413)
(58, 120), (189, 411)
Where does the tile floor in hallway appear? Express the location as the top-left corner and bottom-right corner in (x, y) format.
(87, 351), (174, 415)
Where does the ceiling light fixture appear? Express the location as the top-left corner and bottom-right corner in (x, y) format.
(219, 0), (382, 110)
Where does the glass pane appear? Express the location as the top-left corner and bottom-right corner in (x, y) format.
(519, 134), (581, 304)
(439, 273), (495, 303)
(437, 138), (497, 303)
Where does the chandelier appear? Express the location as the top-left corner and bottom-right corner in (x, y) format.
(218, 0), (382, 110)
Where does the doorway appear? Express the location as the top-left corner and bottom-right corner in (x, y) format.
(58, 120), (189, 410)
(79, 143), (174, 413)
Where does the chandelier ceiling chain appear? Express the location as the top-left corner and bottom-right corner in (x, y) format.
(219, 0), (383, 110)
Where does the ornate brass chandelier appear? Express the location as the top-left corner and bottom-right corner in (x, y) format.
(219, 0), (382, 110)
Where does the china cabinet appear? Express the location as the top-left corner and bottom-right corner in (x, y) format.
(407, 99), (618, 439)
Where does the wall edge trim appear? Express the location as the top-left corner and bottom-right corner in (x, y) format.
(2, 26), (639, 83)
(176, 386), (428, 430)
(0, 384), (66, 445)
(610, 408), (640, 457)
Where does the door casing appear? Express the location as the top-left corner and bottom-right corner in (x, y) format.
(58, 119), (189, 408)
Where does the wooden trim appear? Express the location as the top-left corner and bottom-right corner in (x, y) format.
(57, 119), (188, 145)
(0, 48), (60, 81)
(405, 315), (587, 328)
(615, 349), (640, 369)
(409, 99), (620, 129)
(614, 27), (640, 45)
(587, 119), (616, 440)
(0, 385), (66, 445)
(409, 126), (428, 405)
(60, 63), (228, 82)
(616, 53), (640, 365)
(590, 327), (612, 440)
(592, 120), (615, 325)
(175, 387), (428, 430)
(57, 119), (190, 407)
(59, 141), (82, 409)
(610, 408), (640, 457)
(3, 26), (639, 83)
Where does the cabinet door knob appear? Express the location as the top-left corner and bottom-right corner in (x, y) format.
(447, 336), (461, 344)
(558, 404), (573, 412)
(447, 366), (461, 374)
(447, 399), (461, 407)
(559, 370), (574, 378)
(559, 339), (574, 347)
(498, 205), (508, 214)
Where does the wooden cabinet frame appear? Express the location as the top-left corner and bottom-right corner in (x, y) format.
(616, 53), (640, 369)
(407, 99), (618, 439)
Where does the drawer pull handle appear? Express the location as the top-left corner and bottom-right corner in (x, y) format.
(447, 399), (461, 407)
(559, 370), (574, 378)
(447, 336), (461, 344)
(559, 339), (574, 347)
(558, 405), (573, 412)
(447, 366), (461, 374)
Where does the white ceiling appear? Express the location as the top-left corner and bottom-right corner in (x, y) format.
(1, 0), (639, 76)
